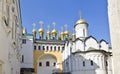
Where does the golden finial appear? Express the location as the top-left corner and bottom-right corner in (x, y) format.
(64, 24), (69, 36)
(76, 11), (87, 25)
(38, 21), (44, 34)
(32, 23), (36, 34)
(51, 22), (57, 35)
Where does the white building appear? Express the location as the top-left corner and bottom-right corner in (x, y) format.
(0, 0), (22, 74)
(62, 17), (112, 74)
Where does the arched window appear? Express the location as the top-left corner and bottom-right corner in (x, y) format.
(46, 61), (50, 66)
(42, 46), (45, 50)
(58, 46), (60, 51)
(47, 46), (49, 51)
(38, 46), (41, 50)
(50, 46), (52, 51)
(39, 62), (42, 66)
(91, 60), (93, 66)
(54, 46), (56, 51)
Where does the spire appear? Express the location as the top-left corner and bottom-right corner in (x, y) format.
(79, 11), (82, 19)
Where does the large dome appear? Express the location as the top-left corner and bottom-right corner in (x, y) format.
(76, 19), (87, 25)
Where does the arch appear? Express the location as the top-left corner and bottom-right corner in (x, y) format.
(100, 39), (109, 51)
(38, 54), (57, 61)
(85, 36), (99, 50)
(37, 54), (58, 74)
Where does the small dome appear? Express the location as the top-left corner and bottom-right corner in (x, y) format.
(32, 29), (36, 34)
(64, 30), (69, 36)
(47, 30), (51, 34)
(60, 32), (64, 35)
(72, 33), (76, 37)
(23, 28), (27, 34)
(38, 28), (44, 33)
(51, 29), (57, 35)
(76, 19), (87, 25)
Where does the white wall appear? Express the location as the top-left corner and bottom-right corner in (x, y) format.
(21, 36), (33, 68)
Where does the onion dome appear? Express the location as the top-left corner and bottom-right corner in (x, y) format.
(38, 28), (44, 34)
(47, 30), (51, 34)
(72, 33), (76, 37)
(32, 29), (36, 34)
(76, 19), (87, 25)
(22, 28), (27, 35)
(51, 29), (57, 35)
(64, 30), (69, 36)
(60, 32), (64, 36)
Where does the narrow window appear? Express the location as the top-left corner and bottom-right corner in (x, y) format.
(83, 29), (85, 37)
(106, 61), (108, 66)
(22, 55), (24, 63)
(34, 46), (36, 50)
(39, 62), (42, 66)
(46, 61), (50, 66)
(83, 61), (85, 66)
(91, 60), (93, 66)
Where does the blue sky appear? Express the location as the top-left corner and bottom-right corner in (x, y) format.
(20, 0), (110, 43)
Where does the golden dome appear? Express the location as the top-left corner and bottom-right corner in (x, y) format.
(60, 32), (64, 35)
(72, 33), (76, 37)
(64, 30), (69, 36)
(38, 28), (44, 33)
(32, 29), (36, 34)
(23, 29), (26, 34)
(51, 29), (57, 35)
(76, 19), (87, 25)
(47, 30), (51, 34)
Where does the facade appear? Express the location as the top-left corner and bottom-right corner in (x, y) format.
(21, 17), (112, 74)
(62, 18), (112, 74)
(0, 0), (22, 74)
(21, 22), (66, 74)
(108, 0), (120, 74)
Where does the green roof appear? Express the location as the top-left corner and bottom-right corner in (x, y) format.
(23, 33), (33, 36)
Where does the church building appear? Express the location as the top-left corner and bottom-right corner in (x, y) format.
(21, 16), (112, 74)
